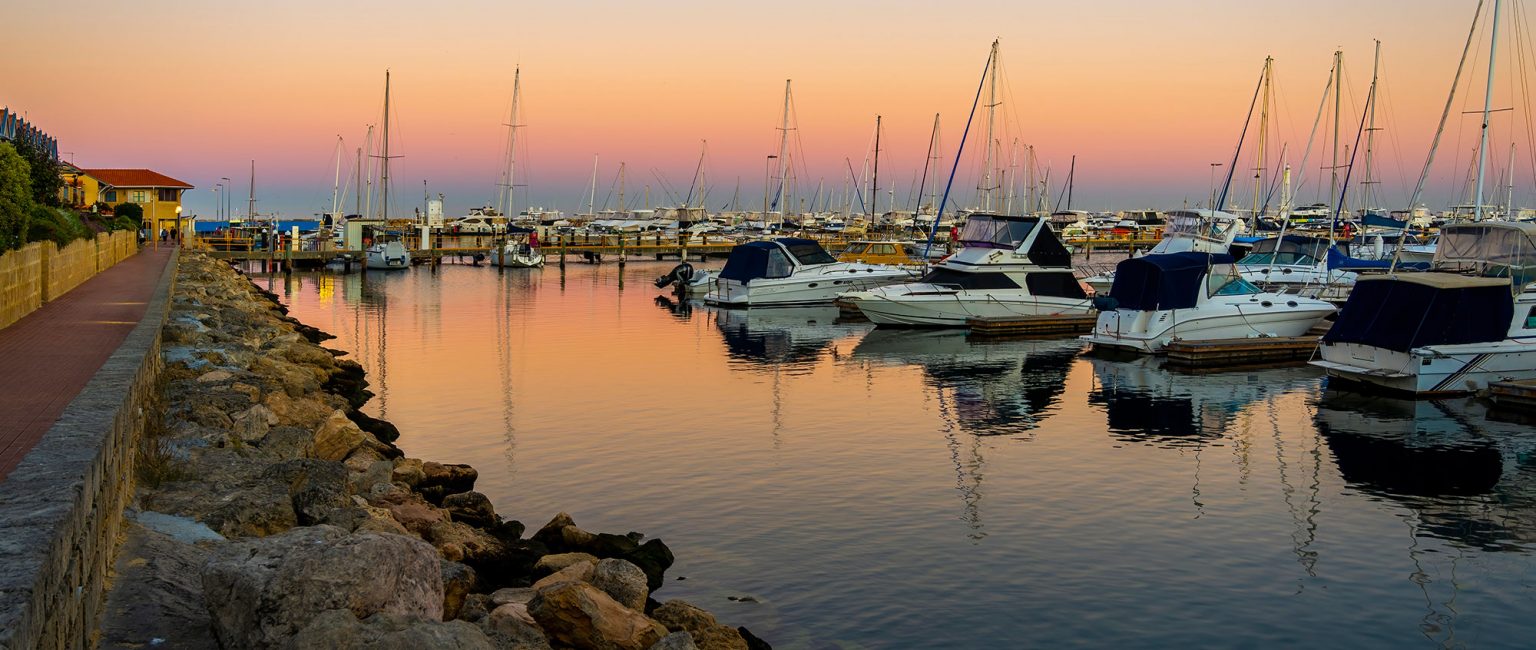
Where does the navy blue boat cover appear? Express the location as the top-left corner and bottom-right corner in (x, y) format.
(718, 241), (781, 283)
(1324, 277), (1513, 352)
(1108, 252), (1233, 311)
(1326, 247), (1429, 271)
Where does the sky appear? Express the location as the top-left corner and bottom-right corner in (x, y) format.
(3, 0), (1525, 219)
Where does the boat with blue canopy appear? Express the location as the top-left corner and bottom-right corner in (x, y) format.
(705, 238), (917, 307)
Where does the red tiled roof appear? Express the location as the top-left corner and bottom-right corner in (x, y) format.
(82, 169), (194, 189)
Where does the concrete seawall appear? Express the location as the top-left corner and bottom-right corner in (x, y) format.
(0, 250), (178, 649)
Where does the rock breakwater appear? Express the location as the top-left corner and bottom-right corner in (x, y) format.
(102, 252), (769, 650)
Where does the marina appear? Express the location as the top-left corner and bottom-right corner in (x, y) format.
(10, 0), (1536, 647)
(259, 259), (1536, 647)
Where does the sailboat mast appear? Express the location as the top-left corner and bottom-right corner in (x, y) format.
(1506, 143), (1516, 217)
(587, 155), (598, 216)
(981, 39), (999, 211)
(1362, 41), (1382, 212)
(354, 146), (363, 216)
(1328, 50), (1342, 217)
(331, 136), (343, 220)
(363, 125), (376, 220)
(1026, 145), (1036, 215)
(1254, 57), (1272, 222)
(500, 67), (522, 218)
(382, 70), (391, 221)
(1065, 155), (1076, 211)
(870, 115), (881, 219)
(618, 163), (626, 214)
(247, 160), (256, 221)
(1475, 0), (1503, 222)
(776, 80), (792, 224)
(929, 115), (942, 215)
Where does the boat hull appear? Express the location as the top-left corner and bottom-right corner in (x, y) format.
(843, 285), (1094, 327)
(1311, 340), (1536, 395)
(1083, 302), (1334, 353)
(705, 269), (915, 307)
(495, 253), (545, 268)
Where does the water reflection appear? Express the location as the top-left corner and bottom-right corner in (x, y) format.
(850, 330), (1081, 436)
(1315, 392), (1536, 552)
(1087, 355), (1318, 447)
(713, 306), (871, 373)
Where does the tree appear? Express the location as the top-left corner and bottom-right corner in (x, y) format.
(0, 142), (35, 252)
(12, 137), (62, 208)
(113, 201), (144, 225)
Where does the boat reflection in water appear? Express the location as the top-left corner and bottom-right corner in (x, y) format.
(1315, 391), (1536, 552)
(849, 330), (1082, 436)
(713, 305), (871, 373)
(1087, 354), (1318, 447)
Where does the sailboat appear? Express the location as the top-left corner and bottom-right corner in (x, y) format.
(1313, 0), (1536, 395)
(366, 70), (412, 270)
(492, 67), (544, 268)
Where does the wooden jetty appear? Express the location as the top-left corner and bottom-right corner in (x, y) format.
(966, 314), (1098, 339)
(1162, 336), (1319, 370)
(1489, 379), (1536, 413)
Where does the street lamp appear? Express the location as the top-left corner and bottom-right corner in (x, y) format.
(1208, 163), (1224, 211)
(175, 205), (184, 246)
(221, 177), (232, 221)
(214, 183), (224, 222)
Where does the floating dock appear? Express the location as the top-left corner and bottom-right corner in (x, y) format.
(966, 314), (1098, 339)
(1162, 336), (1319, 370)
(1489, 379), (1536, 413)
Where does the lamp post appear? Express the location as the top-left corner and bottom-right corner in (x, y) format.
(221, 177), (232, 221)
(1208, 162), (1224, 211)
(175, 205), (184, 246)
(214, 183), (224, 222)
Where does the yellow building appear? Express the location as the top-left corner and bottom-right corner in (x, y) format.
(61, 166), (194, 235)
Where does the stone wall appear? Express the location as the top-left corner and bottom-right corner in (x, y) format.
(0, 250), (177, 650)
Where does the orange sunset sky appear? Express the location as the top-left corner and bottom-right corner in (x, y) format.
(3, 0), (1527, 218)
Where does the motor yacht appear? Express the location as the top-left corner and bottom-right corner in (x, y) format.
(1083, 209), (1246, 294)
(840, 213), (1091, 327)
(365, 239), (411, 270)
(705, 238), (917, 307)
(1311, 221), (1536, 395)
(1083, 251), (1335, 353)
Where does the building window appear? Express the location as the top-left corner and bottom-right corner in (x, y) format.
(158, 188), (178, 201)
(131, 190), (148, 203)
(104, 190), (117, 202)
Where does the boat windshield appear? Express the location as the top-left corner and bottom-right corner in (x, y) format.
(958, 216), (1036, 249)
(1206, 273), (1260, 297)
(784, 241), (837, 265)
(1434, 222), (1536, 285)
(1237, 251), (1318, 266)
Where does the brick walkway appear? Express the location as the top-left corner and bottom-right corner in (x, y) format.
(0, 244), (175, 480)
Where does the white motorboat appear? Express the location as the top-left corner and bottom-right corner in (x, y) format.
(705, 237), (917, 307)
(1235, 234), (1356, 294)
(1083, 251), (1335, 354)
(447, 207), (502, 234)
(654, 262), (712, 296)
(1083, 209), (1246, 294)
(494, 240), (543, 268)
(1311, 221), (1536, 395)
(365, 240), (411, 270)
(840, 213), (1092, 327)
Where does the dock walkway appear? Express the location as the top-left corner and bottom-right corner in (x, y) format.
(0, 245), (175, 480)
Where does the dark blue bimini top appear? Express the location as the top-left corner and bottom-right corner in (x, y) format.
(718, 241), (787, 283)
(1323, 274), (1513, 352)
(1108, 252), (1233, 311)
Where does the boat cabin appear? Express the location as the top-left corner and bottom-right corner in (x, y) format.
(1236, 235), (1332, 267)
(718, 238), (838, 285)
(954, 214), (1073, 266)
(838, 241), (922, 265)
(1105, 252), (1257, 311)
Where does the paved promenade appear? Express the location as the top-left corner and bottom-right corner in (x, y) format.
(0, 244), (176, 480)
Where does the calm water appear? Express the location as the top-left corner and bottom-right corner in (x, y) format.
(261, 261), (1536, 649)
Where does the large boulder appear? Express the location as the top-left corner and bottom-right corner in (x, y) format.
(651, 601), (748, 650)
(590, 559), (649, 611)
(261, 458), (350, 526)
(528, 582), (668, 650)
(314, 409), (368, 462)
(531, 560), (595, 591)
(621, 540), (675, 593)
(202, 525), (445, 649)
(533, 552), (600, 578)
(418, 462), (479, 504)
(443, 491), (499, 528)
(482, 603), (553, 649)
(287, 610), (496, 649)
(442, 560), (479, 621)
(650, 631), (700, 650)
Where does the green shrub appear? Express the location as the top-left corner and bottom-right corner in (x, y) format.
(114, 201), (144, 224)
(26, 206), (90, 247)
(0, 142), (34, 252)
